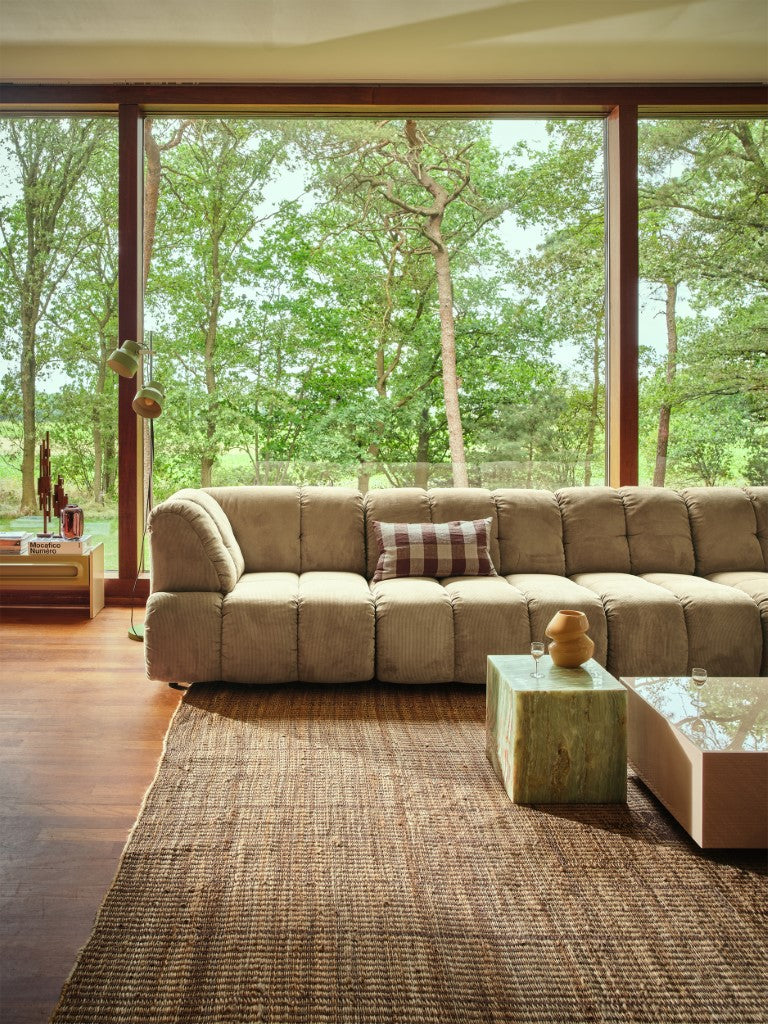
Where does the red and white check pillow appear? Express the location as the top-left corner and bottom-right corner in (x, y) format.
(372, 518), (497, 583)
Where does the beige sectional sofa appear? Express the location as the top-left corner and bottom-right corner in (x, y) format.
(144, 485), (768, 685)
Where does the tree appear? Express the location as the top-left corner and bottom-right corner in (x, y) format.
(43, 135), (120, 503)
(502, 120), (607, 484)
(638, 118), (768, 485)
(0, 118), (112, 509)
(146, 119), (286, 486)
(309, 118), (511, 486)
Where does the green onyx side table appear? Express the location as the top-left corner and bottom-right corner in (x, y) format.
(486, 655), (627, 804)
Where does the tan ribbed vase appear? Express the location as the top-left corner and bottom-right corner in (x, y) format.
(545, 609), (595, 668)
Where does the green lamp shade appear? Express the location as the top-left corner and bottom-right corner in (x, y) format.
(132, 380), (165, 419)
(107, 339), (142, 378)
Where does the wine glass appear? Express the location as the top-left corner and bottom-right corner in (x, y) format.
(530, 641), (545, 678)
(691, 667), (707, 718)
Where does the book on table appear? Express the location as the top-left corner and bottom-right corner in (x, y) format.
(0, 532), (35, 554)
(26, 535), (93, 555)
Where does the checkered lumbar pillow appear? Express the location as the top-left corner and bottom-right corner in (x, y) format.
(372, 518), (497, 583)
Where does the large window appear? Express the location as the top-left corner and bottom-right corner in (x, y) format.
(144, 116), (606, 500)
(0, 117), (120, 567)
(638, 118), (767, 486)
(0, 93), (763, 584)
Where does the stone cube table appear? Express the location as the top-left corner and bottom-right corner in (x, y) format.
(486, 654), (627, 804)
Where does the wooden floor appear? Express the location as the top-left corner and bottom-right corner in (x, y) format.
(0, 607), (180, 1024)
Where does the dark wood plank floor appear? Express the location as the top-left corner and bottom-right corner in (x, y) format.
(0, 607), (180, 1024)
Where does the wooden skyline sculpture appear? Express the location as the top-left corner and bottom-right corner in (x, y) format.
(37, 431), (53, 536)
(53, 473), (68, 536)
(37, 432), (70, 537)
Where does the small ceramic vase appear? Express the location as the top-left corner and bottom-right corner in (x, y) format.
(545, 609), (595, 668)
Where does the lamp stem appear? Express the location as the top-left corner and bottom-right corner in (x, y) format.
(129, 411), (155, 642)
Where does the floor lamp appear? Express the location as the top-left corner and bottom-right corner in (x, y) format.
(107, 336), (166, 641)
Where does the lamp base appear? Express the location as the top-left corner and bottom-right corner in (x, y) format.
(128, 622), (144, 642)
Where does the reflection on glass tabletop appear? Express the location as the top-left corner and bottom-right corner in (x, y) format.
(622, 676), (768, 753)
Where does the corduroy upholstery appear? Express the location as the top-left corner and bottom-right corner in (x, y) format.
(706, 570), (768, 675)
(621, 486), (695, 575)
(372, 577), (454, 684)
(145, 485), (768, 685)
(683, 487), (764, 576)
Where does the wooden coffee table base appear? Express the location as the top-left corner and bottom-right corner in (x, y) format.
(622, 677), (768, 850)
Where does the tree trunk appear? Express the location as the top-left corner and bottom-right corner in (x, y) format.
(103, 434), (115, 494)
(414, 409), (431, 488)
(252, 421), (262, 485)
(144, 122), (161, 289)
(653, 282), (679, 487)
(398, 120), (468, 488)
(583, 318), (602, 486)
(20, 320), (37, 511)
(92, 426), (104, 504)
(143, 119), (189, 288)
(654, 405), (672, 487)
(432, 244), (468, 486)
(201, 236), (222, 488)
(92, 354), (108, 502)
(201, 456), (214, 488)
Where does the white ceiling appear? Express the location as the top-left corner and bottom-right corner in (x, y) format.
(1, 0), (766, 83)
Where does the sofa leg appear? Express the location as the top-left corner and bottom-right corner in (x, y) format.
(168, 681), (192, 691)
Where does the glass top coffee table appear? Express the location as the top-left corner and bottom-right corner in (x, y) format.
(486, 655), (627, 804)
(621, 675), (768, 849)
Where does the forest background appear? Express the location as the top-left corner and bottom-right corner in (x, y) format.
(1, 115), (765, 568)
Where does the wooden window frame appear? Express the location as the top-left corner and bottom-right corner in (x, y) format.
(1, 82), (764, 595)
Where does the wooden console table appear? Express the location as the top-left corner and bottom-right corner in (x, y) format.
(0, 542), (104, 618)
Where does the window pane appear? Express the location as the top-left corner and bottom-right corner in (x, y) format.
(638, 118), (767, 487)
(0, 116), (119, 566)
(143, 116), (606, 495)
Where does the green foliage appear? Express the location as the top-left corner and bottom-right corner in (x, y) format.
(0, 116), (119, 508)
(638, 118), (767, 485)
(0, 113), (764, 514)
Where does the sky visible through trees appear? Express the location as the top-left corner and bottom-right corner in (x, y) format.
(0, 115), (765, 567)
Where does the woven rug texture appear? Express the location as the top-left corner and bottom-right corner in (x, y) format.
(52, 683), (768, 1024)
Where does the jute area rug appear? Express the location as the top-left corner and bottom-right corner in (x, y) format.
(53, 683), (767, 1024)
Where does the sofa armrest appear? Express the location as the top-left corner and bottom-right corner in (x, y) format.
(149, 492), (244, 594)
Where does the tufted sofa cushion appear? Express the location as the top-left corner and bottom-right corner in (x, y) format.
(558, 487), (631, 575)
(494, 489), (565, 575)
(745, 486), (768, 569)
(207, 485), (301, 573)
(145, 591), (223, 681)
(149, 494), (242, 593)
(620, 487), (695, 575)
(300, 486), (366, 574)
(372, 577), (454, 684)
(643, 572), (761, 676)
(683, 487), (764, 576)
